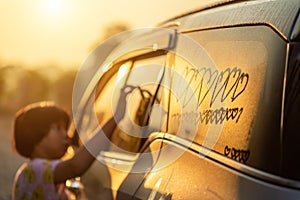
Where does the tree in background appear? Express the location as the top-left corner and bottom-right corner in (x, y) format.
(19, 69), (50, 106)
(0, 67), (6, 101)
(0, 21), (131, 115)
(52, 69), (77, 113)
(0, 66), (50, 113)
(89, 21), (131, 51)
(102, 21), (131, 40)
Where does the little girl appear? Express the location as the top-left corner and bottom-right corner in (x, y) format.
(12, 88), (131, 199)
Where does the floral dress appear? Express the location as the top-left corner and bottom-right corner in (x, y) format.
(12, 158), (67, 200)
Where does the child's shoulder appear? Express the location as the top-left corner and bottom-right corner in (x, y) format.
(17, 158), (61, 175)
(29, 158), (61, 170)
(16, 158), (61, 183)
(13, 159), (63, 199)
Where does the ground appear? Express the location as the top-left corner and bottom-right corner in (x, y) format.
(0, 113), (26, 199)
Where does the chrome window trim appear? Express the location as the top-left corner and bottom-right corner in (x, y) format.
(280, 43), (291, 169)
(139, 132), (166, 153)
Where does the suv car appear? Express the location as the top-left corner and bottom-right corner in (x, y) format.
(71, 0), (300, 199)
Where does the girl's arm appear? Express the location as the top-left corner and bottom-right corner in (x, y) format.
(54, 85), (134, 184)
(53, 117), (116, 184)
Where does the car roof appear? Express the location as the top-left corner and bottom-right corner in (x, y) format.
(158, 0), (300, 41)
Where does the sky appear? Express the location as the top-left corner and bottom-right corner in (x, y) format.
(0, 0), (220, 70)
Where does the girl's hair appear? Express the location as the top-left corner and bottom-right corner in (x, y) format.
(13, 101), (70, 158)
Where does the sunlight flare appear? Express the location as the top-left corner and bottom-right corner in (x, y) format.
(39, 0), (66, 19)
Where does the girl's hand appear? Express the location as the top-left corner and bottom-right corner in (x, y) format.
(113, 85), (135, 123)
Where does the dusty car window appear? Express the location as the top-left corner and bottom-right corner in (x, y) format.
(168, 25), (286, 174)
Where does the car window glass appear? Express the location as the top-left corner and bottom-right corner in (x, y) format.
(169, 25), (286, 174)
(94, 54), (169, 154)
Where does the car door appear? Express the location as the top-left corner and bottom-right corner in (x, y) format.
(75, 54), (171, 199)
(72, 28), (178, 199)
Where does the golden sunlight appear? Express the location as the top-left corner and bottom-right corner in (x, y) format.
(38, 0), (67, 19)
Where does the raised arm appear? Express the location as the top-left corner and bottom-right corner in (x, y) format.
(53, 85), (135, 184)
(54, 117), (116, 183)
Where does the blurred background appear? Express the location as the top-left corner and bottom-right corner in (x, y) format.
(0, 0), (219, 199)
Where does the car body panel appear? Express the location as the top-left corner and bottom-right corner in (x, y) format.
(132, 136), (300, 200)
